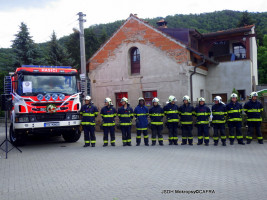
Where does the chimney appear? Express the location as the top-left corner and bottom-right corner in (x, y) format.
(156, 19), (167, 28)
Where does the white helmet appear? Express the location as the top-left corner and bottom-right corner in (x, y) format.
(230, 93), (238, 98)
(183, 95), (190, 102)
(214, 96), (222, 103)
(85, 96), (91, 101)
(121, 97), (128, 103)
(168, 95), (177, 102)
(250, 92), (258, 98)
(138, 97), (145, 101)
(152, 97), (160, 103)
(198, 97), (205, 102)
(105, 97), (112, 105)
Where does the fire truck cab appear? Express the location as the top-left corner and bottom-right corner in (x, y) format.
(8, 65), (82, 145)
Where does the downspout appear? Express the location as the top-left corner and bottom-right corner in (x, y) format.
(190, 55), (205, 104)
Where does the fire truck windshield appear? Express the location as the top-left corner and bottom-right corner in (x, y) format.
(17, 74), (78, 96)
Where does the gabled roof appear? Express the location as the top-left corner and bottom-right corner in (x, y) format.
(88, 14), (216, 64)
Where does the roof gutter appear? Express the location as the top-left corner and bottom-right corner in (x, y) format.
(190, 55), (205, 104)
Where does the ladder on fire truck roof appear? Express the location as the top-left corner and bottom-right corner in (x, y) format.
(21, 65), (72, 69)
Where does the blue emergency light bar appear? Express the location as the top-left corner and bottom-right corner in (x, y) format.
(21, 65), (72, 69)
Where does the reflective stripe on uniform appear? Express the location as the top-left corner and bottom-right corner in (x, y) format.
(136, 113), (148, 116)
(195, 113), (210, 116)
(103, 123), (115, 126)
(247, 118), (262, 121)
(213, 112), (226, 115)
(118, 114), (132, 117)
(181, 121), (193, 124)
(198, 136), (203, 139)
(228, 118), (242, 121)
(151, 122), (163, 125)
(101, 114), (116, 117)
(167, 119), (179, 122)
(91, 140), (96, 143)
(204, 137), (209, 140)
(158, 138), (163, 141)
(164, 110), (178, 114)
(85, 140), (90, 143)
(247, 109), (262, 112)
(196, 121), (209, 124)
(221, 136), (226, 139)
(229, 136), (235, 139)
(173, 137), (178, 140)
(144, 135), (149, 138)
(180, 112), (192, 115)
(227, 110), (241, 113)
(213, 137), (219, 140)
(258, 137), (263, 140)
(103, 140), (108, 143)
(246, 136), (253, 139)
(136, 128), (147, 130)
(236, 136), (243, 139)
(81, 122), (96, 125)
(120, 123), (132, 126)
(150, 113), (165, 116)
(111, 140), (116, 143)
(136, 136), (141, 139)
(82, 113), (95, 116)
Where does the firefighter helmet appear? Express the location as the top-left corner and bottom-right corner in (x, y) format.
(152, 97), (160, 103)
(250, 92), (258, 98)
(214, 96), (222, 103)
(183, 95), (190, 102)
(85, 96), (91, 101)
(121, 97), (128, 103)
(105, 97), (112, 105)
(230, 93), (238, 98)
(198, 97), (205, 102)
(138, 97), (145, 101)
(168, 95), (177, 102)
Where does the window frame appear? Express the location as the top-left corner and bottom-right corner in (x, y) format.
(130, 47), (140, 75)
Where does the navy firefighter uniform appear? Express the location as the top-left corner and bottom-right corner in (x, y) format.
(179, 102), (194, 145)
(80, 102), (98, 147)
(134, 99), (149, 146)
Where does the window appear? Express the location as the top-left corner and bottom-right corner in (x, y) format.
(143, 91), (157, 107)
(115, 92), (128, 108)
(237, 90), (245, 101)
(200, 89), (204, 98)
(130, 47), (140, 74)
(233, 43), (246, 60)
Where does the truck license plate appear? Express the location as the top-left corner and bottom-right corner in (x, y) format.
(44, 122), (60, 127)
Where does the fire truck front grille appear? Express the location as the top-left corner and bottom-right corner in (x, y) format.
(36, 113), (66, 122)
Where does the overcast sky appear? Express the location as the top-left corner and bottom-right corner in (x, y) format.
(0, 0), (266, 48)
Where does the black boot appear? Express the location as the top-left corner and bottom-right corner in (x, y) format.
(247, 140), (251, 144)
(123, 142), (127, 146)
(169, 141), (173, 145)
(83, 143), (90, 147)
(238, 140), (245, 145)
(205, 143), (209, 146)
(136, 143), (140, 146)
(127, 142), (132, 146)
(173, 141), (178, 145)
(159, 141), (164, 146)
(230, 141), (234, 145)
(214, 142), (218, 146)
(111, 143), (115, 146)
(258, 140), (263, 144)
(91, 143), (95, 147)
(145, 143), (149, 146)
(103, 143), (108, 147)
(222, 141), (226, 146)
(152, 141), (156, 146)
(197, 141), (203, 145)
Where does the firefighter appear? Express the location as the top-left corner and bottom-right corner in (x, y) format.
(134, 97), (149, 146)
(118, 97), (134, 146)
(100, 97), (117, 147)
(163, 95), (179, 145)
(149, 98), (164, 146)
(179, 95), (194, 145)
(244, 92), (264, 144)
(194, 97), (211, 146)
(212, 96), (227, 146)
(226, 93), (245, 145)
(80, 96), (98, 147)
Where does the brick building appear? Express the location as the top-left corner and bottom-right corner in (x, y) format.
(87, 14), (257, 109)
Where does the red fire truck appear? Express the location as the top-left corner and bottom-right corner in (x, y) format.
(8, 65), (82, 145)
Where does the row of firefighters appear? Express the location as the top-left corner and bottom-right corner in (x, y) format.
(80, 92), (264, 147)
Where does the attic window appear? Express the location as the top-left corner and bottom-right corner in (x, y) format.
(130, 47), (140, 74)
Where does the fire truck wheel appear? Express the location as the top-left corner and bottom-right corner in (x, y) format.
(62, 128), (81, 142)
(9, 124), (26, 146)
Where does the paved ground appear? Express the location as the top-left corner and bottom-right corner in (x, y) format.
(1, 126), (267, 200)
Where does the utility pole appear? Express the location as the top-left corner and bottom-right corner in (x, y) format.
(77, 12), (87, 97)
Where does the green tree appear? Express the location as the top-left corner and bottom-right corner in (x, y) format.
(237, 11), (254, 27)
(65, 32), (80, 69)
(229, 88), (241, 102)
(47, 31), (74, 66)
(258, 35), (267, 84)
(11, 22), (43, 68)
